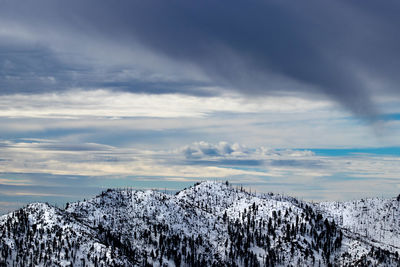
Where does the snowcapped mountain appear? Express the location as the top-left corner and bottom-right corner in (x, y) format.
(1, 181), (399, 266)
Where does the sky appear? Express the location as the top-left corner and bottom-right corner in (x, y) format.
(1, 0), (400, 214)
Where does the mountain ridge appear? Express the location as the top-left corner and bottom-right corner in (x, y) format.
(1, 181), (399, 266)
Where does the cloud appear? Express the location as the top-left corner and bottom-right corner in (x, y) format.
(0, 89), (333, 119)
(184, 159), (264, 167)
(182, 141), (250, 159)
(0, 140), (319, 176)
(2, 95), (400, 150)
(0, 41), (211, 96)
(270, 159), (323, 168)
(1, 1), (400, 121)
(179, 141), (322, 169)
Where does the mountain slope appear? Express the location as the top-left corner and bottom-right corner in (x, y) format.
(317, 197), (400, 253)
(1, 181), (399, 266)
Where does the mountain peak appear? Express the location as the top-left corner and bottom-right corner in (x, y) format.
(1, 182), (399, 266)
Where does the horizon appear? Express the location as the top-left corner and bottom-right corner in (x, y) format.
(1, 1), (400, 214)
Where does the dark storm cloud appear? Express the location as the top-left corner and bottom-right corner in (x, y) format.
(0, 42), (213, 96)
(0, 43), (90, 94)
(2, 0), (400, 118)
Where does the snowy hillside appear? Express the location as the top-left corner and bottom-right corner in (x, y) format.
(317, 197), (400, 253)
(0, 181), (399, 266)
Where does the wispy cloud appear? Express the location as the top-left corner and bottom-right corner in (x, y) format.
(0, 139), (399, 193)
(0, 89), (334, 119)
